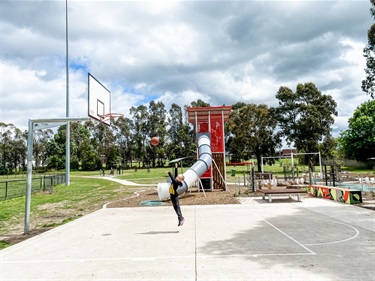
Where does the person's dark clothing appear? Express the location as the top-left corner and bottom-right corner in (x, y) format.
(167, 172), (184, 223)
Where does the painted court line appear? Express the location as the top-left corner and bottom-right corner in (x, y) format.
(253, 212), (316, 255)
(1, 255), (194, 264)
(200, 252), (315, 258)
(304, 219), (360, 246)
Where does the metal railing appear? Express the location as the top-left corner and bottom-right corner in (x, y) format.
(0, 173), (65, 200)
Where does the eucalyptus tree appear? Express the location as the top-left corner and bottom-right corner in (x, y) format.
(33, 129), (54, 167)
(226, 102), (247, 163)
(189, 99), (210, 108)
(12, 127), (27, 172)
(0, 123), (13, 173)
(130, 105), (149, 167)
(228, 103), (281, 172)
(113, 116), (134, 168)
(362, 0), (375, 99)
(69, 122), (95, 170)
(90, 121), (117, 169)
(0, 123), (27, 173)
(275, 82), (337, 167)
(167, 103), (196, 161)
(45, 126), (65, 170)
(147, 101), (167, 167)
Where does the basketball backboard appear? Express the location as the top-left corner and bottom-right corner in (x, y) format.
(88, 73), (111, 126)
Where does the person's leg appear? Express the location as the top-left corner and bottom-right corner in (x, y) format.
(174, 196), (184, 225)
(171, 194), (178, 213)
(170, 194), (184, 225)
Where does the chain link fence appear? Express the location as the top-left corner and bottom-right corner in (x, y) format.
(0, 173), (65, 200)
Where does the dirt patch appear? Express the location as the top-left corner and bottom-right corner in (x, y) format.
(36, 201), (68, 211)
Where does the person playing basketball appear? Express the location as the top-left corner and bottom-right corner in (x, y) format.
(165, 171), (185, 226)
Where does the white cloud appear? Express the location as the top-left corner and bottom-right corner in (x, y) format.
(0, 0), (372, 137)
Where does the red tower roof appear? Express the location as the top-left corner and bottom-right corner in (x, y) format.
(187, 106), (232, 123)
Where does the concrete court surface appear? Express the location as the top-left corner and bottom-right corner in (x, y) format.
(0, 197), (374, 281)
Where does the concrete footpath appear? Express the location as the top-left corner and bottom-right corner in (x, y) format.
(1, 197), (374, 281)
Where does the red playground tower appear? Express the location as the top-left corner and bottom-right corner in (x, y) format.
(187, 106), (232, 191)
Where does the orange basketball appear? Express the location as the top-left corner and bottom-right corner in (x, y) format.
(150, 137), (159, 146)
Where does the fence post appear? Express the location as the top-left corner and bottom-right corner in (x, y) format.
(5, 182), (8, 200)
(251, 167), (255, 192)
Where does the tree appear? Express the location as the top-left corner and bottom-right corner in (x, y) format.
(228, 103), (281, 172)
(189, 99), (210, 108)
(11, 127), (27, 172)
(166, 103), (196, 163)
(69, 122), (98, 170)
(362, 0), (375, 99)
(275, 82), (337, 167)
(226, 102), (245, 163)
(130, 105), (149, 167)
(0, 123), (15, 173)
(33, 129), (53, 167)
(147, 101), (167, 167)
(92, 122), (117, 169)
(113, 117), (134, 168)
(339, 100), (375, 164)
(0, 124), (27, 174)
(45, 126), (66, 170)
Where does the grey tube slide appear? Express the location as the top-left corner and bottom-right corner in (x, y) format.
(157, 134), (212, 200)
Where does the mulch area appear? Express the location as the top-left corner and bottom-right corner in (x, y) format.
(106, 186), (245, 208)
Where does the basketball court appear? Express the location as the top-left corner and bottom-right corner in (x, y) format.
(1, 197), (374, 280)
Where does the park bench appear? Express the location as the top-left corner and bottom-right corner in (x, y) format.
(259, 188), (307, 203)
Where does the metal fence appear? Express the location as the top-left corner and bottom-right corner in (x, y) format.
(0, 173), (65, 200)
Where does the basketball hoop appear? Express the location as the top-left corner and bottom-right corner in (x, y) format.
(98, 113), (124, 124)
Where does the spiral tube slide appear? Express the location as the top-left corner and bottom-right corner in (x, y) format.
(158, 134), (212, 200)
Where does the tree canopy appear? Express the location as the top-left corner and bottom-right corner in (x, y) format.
(275, 82), (338, 166)
(228, 103), (281, 171)
(339, 100), (375, 164)
(362, 0), (375, 99)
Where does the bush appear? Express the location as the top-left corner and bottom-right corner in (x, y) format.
(47, 156), (65, 170)
(0, 165), (10, 175)
(70, 157), (80, 170)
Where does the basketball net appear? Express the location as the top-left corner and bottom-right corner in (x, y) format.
(98, 113), (124, 123)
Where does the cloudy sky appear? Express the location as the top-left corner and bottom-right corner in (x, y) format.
(0, 0), (373, 136)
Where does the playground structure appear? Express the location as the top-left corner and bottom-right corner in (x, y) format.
(187, 106), (232, 191)
(158, 106), (232, 200)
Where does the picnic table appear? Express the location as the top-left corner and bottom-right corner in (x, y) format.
(259, 188), (307, 203)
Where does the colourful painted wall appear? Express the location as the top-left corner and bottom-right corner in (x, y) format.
(310, 185), (362, 204)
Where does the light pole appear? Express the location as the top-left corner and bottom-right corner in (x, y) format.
(65, 0), (70, 186)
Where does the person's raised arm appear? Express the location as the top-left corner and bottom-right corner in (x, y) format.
(166, 171), (178, 184)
